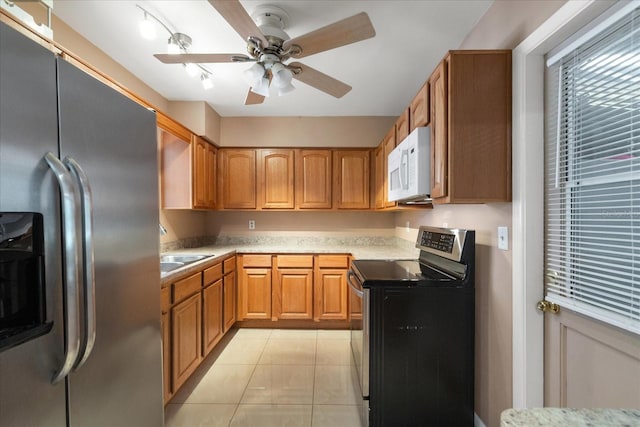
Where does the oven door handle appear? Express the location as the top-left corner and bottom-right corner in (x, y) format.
(347, 271), (364, 298)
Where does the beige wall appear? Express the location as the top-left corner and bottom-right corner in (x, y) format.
(207, 211), (395, 237)
(220, 116), (396, 147)
(167, 101), (222, 144)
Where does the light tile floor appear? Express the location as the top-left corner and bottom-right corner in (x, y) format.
(165, 328), (363, 427)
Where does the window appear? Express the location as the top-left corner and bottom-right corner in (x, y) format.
(545, 4), (640, 334)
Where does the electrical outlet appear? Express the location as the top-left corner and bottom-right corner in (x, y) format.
(498, 226), (509, 250)
(248, 220), (255, 230)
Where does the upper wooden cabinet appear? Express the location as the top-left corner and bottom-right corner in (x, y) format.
(159, 114), (217, 210)
(395, 109), (410, 142)
(410, 81), (430, 131)
(382, 129), (397, 209)
(193, 136), (217, 209)
(159, 114), (192, 209)
(259, 149), (295, 209)
(373, 144), (385, 210)
(333, 150), (370, 209)
(296, 149), (332, 209)
(429, 60), (448, 200)
(429, 50), (512, 203)
(220, 149), (257, 209)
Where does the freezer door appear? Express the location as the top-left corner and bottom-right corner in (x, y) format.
(56, 58), (164, 426)
(0, 22), (67, 426)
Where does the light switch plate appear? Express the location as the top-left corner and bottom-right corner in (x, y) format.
(498, 226), (509, 251)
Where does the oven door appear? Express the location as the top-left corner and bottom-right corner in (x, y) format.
(348, 269), (370, 425)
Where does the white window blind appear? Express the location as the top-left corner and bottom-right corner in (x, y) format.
(545, 5), (640, 334)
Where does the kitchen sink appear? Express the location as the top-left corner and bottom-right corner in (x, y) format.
(160, 254), (208, 264)
(160, 261), (184, 273)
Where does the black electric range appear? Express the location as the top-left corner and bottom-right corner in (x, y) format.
(348, 226), (475, 427)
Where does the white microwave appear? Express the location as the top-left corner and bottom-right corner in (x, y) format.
(388, 126), (431, 202)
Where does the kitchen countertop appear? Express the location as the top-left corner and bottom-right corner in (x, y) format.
(160, 239), (421, 287)
(500, 408), (640, 426)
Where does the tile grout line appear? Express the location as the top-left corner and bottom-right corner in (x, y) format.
(226, 330), (271, 427)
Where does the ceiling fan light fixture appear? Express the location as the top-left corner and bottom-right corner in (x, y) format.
(277, 81), (295, 96)
(251, 77), (271, 97)
(243, 62), (266, 86)
(139, 13), (156, 40)
(271, 63), (293, 88)
(201, 73), (214, 90)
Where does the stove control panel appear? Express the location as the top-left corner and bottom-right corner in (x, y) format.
(415, 226), (468, 262)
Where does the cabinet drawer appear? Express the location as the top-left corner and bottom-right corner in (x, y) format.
(241, 254), (272, 268)
(161, 286), (171, 313)
(223, 256), (236, 273)
(317, 255), (349, 268)
(204, 263), (223, 285)
(173, 272), (202, 303)
(276, 255), (313, 268)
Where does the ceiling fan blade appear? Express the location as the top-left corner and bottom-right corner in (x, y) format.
(208, 0), (269, 47)
(154, 53), (250, 64)
(284, 12), (375, 59)
(289, 62), (351, 98)
(245, 89), (265, 105)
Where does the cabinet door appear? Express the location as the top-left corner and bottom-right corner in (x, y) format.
(429, 59), (449, 200)
(193, 136), (207, 208)
(171, 292), (202, 392)
(296, 149), (332, 209)
(202, 280), (223, 356)
(395, 109), (410, 142)
(374, 144), (385, 209)
(259, 149), (294, 209)
(333, 150), (370, 209)
(161, 311), (172, 403)
(410, 82), (430, 130)
(273, 268), (314, 320)
(382, 128), (397, 208)
(223, 270), (236, 332)
(315, 268), (348, 321)
(240, 268), (272, 319)
(221, 149), (256, 209)
(205, 143), (217, 208)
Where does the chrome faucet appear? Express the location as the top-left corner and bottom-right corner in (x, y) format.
(159, 223), (168, 236)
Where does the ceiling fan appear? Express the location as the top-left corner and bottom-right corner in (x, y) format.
(154, 0), (376, 105)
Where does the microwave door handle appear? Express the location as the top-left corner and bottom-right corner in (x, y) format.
(44, 153), (81, 384)
(64, 157), (96, 370)
(400, 149), (409, 189)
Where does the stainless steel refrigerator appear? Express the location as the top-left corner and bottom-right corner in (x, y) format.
(0, 21), (164, 426)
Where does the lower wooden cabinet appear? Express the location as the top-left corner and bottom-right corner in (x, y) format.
(171, 291), (202, 392)
(273, 255), (314, 320)
(237, 253), (351, 324)
(162, 255), (237, 404)
(222, 257), (237, 332)
(202, 279), (223, 356)
(315, 255), (350, 321)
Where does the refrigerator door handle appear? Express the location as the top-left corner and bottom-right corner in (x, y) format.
(64, 157), (97, 370)
(44, 152), (81, 384)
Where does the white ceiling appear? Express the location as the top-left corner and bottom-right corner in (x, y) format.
(52, 0), (492, 117)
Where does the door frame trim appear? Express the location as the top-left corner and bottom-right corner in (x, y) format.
(511, 0), (617, 408)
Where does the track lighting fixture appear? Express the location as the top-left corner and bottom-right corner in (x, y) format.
(136, 4), (213, 90)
